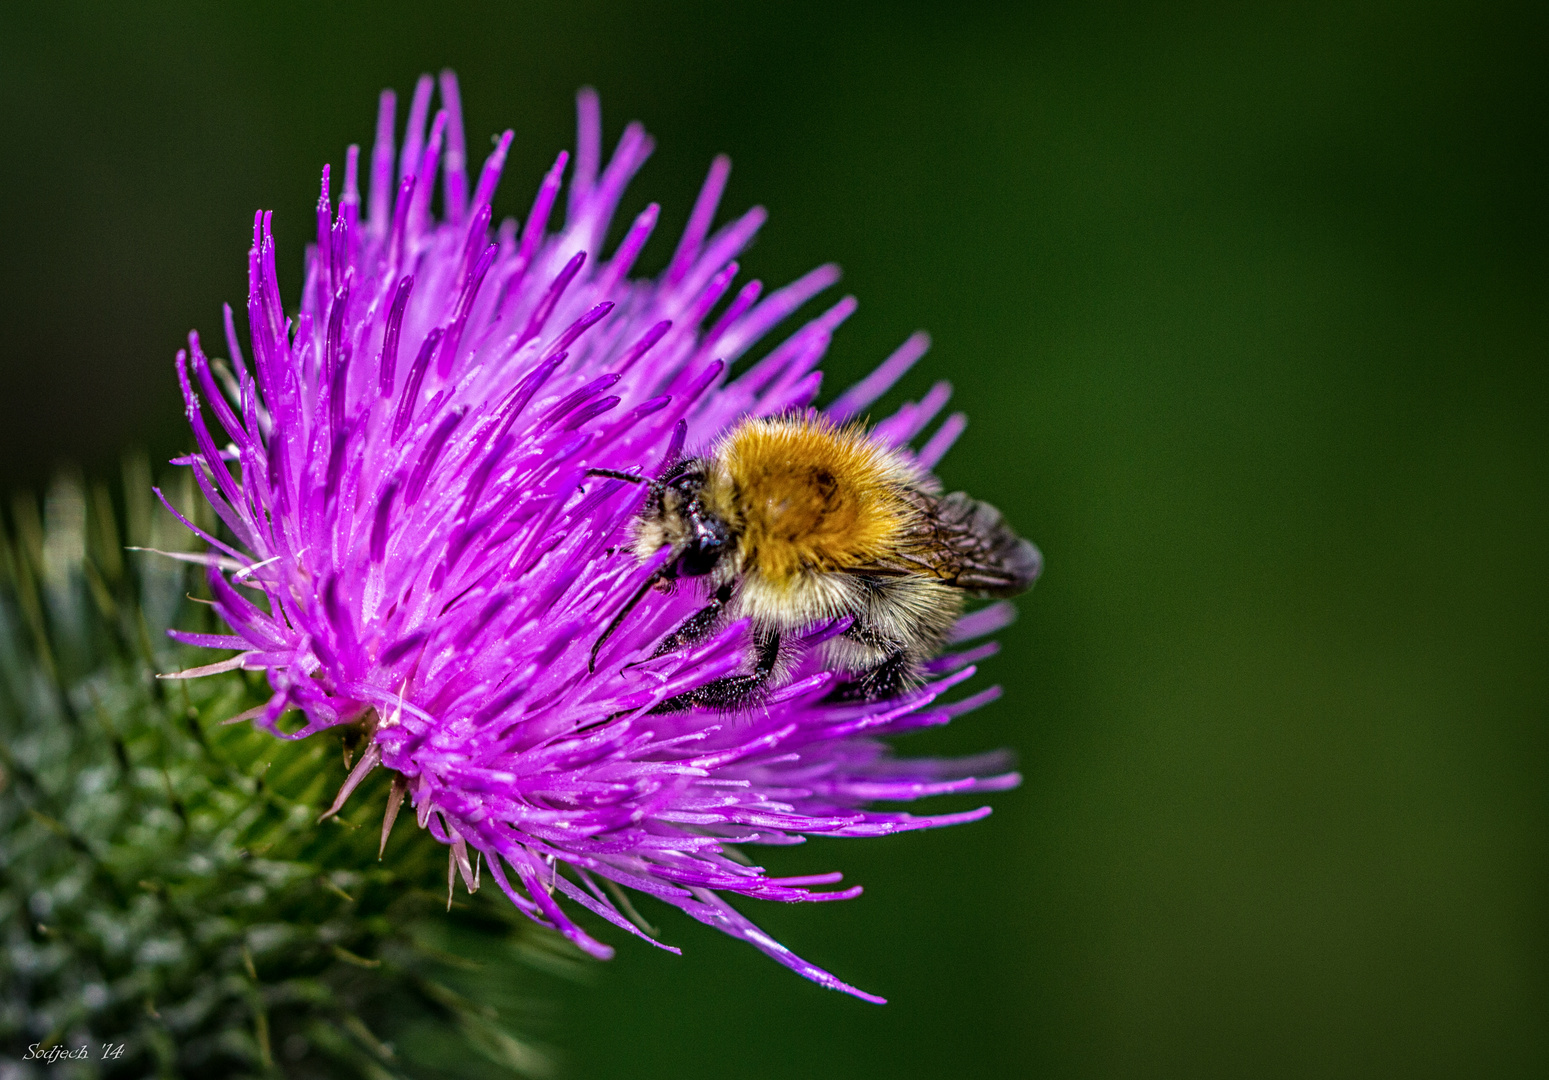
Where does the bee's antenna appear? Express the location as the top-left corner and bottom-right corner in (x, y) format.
(589, 564), (670, 674)
(585, 468), (664, 498)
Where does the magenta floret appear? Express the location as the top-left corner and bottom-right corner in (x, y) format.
(166, 72), (1019, 1002)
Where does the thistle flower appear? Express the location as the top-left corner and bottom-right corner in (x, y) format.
(166, 72), (1023, 1003)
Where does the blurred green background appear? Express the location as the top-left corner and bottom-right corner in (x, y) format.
(2, 0), (1546, 1076)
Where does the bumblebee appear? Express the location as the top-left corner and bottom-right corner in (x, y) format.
(587, 412), (1041, 709)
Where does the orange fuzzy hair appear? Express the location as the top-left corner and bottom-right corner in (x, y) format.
(706, 414), (923, 586)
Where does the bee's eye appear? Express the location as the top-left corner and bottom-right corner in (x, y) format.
(674, 512), (732, 578)
(675, 544), (722, 577)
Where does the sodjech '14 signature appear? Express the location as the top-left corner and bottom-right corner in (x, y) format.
(21, 1042), (126, 1064)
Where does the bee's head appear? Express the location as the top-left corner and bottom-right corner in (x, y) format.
(653, 459), (735, 580)
(584, 437), (741, 674)
(586, 460), (737, 581)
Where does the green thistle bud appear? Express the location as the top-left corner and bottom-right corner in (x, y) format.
(2, 465), (579, 1079)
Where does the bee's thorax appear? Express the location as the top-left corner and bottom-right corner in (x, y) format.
(714, 416), (922, 585)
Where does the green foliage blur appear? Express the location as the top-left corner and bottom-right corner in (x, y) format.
(1, 1), (1545, 1077)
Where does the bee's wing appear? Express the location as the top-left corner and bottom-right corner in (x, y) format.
(889, 490), (1043, 598)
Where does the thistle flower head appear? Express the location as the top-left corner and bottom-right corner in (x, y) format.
(168, 71), (1024, 1002)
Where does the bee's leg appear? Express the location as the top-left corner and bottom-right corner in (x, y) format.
(823, 648), (912, 702)
(651, 627), (781, 712)
(650, 583), (733, 658)
(823, 641), (914, 704)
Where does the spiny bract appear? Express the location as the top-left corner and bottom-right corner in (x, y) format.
(1, 471), (570, 1079)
